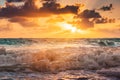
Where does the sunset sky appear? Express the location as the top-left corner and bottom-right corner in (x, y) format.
(0, 0), (120, 38)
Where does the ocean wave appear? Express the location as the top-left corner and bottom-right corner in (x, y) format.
(0, 46), (120, 72)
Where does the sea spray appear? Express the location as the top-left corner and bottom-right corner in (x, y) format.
(0, 46), (119, 72)
(24, 47), (120, 72)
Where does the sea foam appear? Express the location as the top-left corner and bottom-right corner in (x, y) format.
(0, 46), (119, 72)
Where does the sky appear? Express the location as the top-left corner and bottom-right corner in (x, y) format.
(0, 0), (120, 38)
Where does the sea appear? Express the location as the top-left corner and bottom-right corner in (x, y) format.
(0, 38), (120, 80)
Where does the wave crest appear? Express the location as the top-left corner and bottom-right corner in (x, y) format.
(0, 47), (120, 72)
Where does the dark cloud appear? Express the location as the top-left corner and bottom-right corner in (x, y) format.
(77, 9), (101, 18)
(0, 0), (79, 17)
(24, 0), (79, 14)
(74, 9), (116, 29)
(40, 0), (79, 14)
(95, 18), (115, 24)
(0, 6), (23, 17)
(99, 4), (113, 11)
(58, 5), (79, 14)
(73, 10), (101, 29)
(6, 0), (24, 2)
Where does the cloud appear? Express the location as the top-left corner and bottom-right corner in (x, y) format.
(0, 19), (24, 32)
(28, 0), (79, 14)
(73, 9), (115, 29)
(0, 0), (117, 33)
(0, 0), (79, 17)
(8, 17), (44, 27)
(95, 18), (115, 24)
(77, 9), (101, 18)
(6, 0), (24, 2)
(73, 10), (101, 29)
(99, 4), (113, 11)
(40, 1), (79, 14)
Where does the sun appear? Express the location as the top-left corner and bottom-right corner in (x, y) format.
(58, 22), (86, 34)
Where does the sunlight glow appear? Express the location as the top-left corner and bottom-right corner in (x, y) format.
(58, 22), (86, 34)
(34, 0), (42, 9)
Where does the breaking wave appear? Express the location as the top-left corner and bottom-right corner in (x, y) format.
(0, 46), (120, 72)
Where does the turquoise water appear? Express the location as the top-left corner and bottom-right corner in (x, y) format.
(0, 38), (120, 47)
